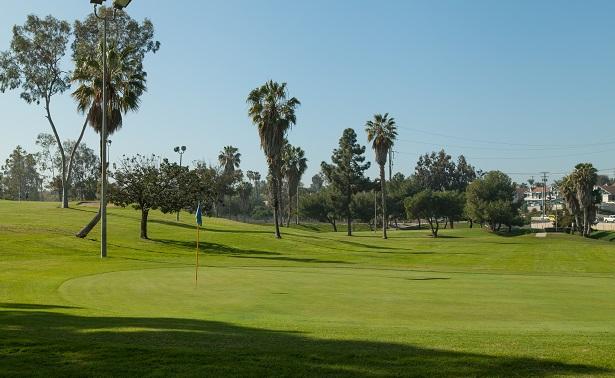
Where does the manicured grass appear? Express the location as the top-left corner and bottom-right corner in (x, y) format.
(1, 200), (615, 376)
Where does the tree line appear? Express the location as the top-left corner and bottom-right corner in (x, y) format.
(1, 14), (605, 241)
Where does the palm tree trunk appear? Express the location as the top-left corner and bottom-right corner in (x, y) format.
(286, 187), (292, 228)
(271, 172), (281, 238)
(380, 163), (387, 239)
(277, 177), (283, 228)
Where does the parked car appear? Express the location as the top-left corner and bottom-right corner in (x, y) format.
(603, 215), (615, 223)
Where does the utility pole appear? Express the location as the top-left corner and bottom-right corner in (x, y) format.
(540, 172), (548, 220)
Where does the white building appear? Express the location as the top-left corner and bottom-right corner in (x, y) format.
(596, 185), (615, 212)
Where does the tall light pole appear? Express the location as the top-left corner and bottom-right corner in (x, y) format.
(174, 146), (187, 167)
(174, 145), (187, 221)
(91, 0), (134, 258)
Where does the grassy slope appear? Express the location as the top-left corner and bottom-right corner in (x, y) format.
(1, 200), (615, 377)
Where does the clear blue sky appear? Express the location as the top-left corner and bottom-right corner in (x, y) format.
(2, 0), (615, 184)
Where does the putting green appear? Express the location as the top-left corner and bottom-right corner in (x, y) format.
(59, 265), (615, 333)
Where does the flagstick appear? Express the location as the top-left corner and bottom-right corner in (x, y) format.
(196, 224), (199, 285)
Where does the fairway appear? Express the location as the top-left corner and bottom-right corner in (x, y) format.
(2, 201), (615, 376)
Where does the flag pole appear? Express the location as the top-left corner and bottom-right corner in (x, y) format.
(196, 223), (199, 285)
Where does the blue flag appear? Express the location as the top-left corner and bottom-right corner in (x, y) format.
(195, 203), (203, 226)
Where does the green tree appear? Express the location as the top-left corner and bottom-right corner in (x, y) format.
(465, 171), (521, 232)
(413, 151), (477, 228)
(452, 155), (478, 192)
(62, 140), (99, 201)
(404, 190), (461, 237)
(35, 133), (59, 189)
(440, 190), (465, 229)
(108, 155), (160, 239)
(247, 80), (300, 239)
(321, 128), (370, 236)
(217, 145), (242, 217)
(351, 191), (378, 231)
(0, 15), (85, 208)
(282, 144), (308, 226)
(72, 44), (148, 238)
(71, 9), (158, 237)
(310, 173), (325, 192)
(414, 150), (456, 191)
(1, 146), (42, 201)
(237, 181), (254, 214)
(72, 7), (160, 68)
(387, 173), (422, 227)
(218, 146), (241, 175)
(365, 113), (397, 239)
(246, 170), (261, 200)
(191, 161), (227, 215)
(109, 155), (204, 239)
(299, 188), (341, 232)
(72, 45), (147, 138)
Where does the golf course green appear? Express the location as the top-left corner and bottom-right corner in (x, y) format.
(1, 200), (615, 376)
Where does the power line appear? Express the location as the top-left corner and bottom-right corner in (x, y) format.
(393, 148), (615, 178)
(394, 148), (614, 161)
(397, 126), (615, 148)
(396, 137), (615, 152)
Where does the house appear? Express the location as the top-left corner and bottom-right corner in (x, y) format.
(596, 185), (615, 211)
(523, 186), (559, 212)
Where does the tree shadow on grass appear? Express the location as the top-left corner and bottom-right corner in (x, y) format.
(0, 303), (80, 310)
(152, 238), (280, 256)
(148, 219), (273, 234)
(228, 255), (351, 265)
(591, 231), (615, 242)
(288, 234), (405, 253)
(0, 306), (609, 377)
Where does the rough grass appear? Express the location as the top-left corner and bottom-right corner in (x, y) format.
(1, 200), (615, 377)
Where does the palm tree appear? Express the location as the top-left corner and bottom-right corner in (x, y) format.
(72, 43), (147, 238)
(217, 146), (241, 218)
(365, 113), (397, 239)
(253, 171), (262, 200)
(246, 170), (256, 199)
(571, 163), (598, 237)
(247, 80), (300, 238)
(218, 146), (241, 174)
(558, 175), (581, 234)
(282, 144), (308, 226)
